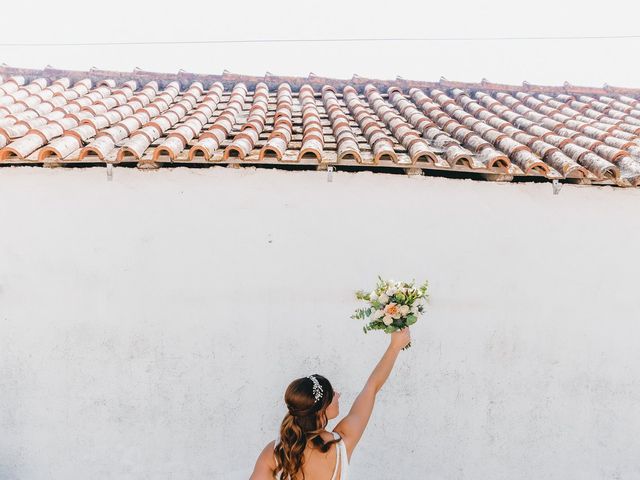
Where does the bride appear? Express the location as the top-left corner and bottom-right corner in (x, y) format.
(249, 327), (412, 479)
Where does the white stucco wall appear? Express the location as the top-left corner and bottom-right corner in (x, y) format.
(1, 166), (639, 480)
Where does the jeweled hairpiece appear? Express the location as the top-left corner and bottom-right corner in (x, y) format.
(307, 375), (323, 403)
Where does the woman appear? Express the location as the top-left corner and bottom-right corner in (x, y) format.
(249, 327), (412, 479)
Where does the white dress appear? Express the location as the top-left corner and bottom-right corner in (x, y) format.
(273, 430), (349, 480)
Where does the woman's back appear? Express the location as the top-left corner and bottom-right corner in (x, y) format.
(250, 329), (411, 480)
(274, 431), (349, 480)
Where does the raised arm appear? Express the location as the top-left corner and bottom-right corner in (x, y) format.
(332, 327), (411, 458)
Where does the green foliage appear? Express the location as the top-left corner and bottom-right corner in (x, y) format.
(352, 276), (430, 349)
(355, 290), (370, 301)
(350, 308), (369, 320)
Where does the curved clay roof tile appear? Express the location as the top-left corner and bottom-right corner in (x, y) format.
(260, 84), (294, 161)
(74, 78), (93, 90)
(189, 84), (248, 161)
(38, 135), (82, 161)
(98, 79), (116, 88)
(144, 81), (159, 93)
(121, 80), (138, 91)
(224, 84), (270, 161)
(322, 86), (362, 163)
(343, 86), (398, 163)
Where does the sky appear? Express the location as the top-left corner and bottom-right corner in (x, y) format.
(1, 0), (639, 88)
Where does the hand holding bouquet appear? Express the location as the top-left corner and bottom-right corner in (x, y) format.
(351, 276), (429, 350)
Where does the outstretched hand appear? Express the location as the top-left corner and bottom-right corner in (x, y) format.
(390, 326), (411, 351)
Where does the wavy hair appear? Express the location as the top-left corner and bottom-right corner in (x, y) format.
(273, 374), (342, 479)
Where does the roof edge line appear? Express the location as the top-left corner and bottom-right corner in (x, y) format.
(1, 66), (639, 95)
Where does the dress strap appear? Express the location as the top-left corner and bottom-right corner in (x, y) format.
(333, 431), (349, 479)
(330, 432), (341, 480)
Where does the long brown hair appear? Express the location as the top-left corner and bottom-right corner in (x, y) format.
(273, 374), (342, 479)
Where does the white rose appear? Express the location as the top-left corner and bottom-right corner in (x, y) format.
(399, 305), (410, 316)
(378, 294), (389, 304)
(370, 291), (378, 301)
(410, 305), (419, 315)
(382, 315), (393, 326)
(373, 309), (384, 319)
(385, 287), (396, 296)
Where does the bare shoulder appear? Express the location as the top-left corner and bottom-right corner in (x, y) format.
(249, 441), (277, 480)
(261, 440), (277, 467)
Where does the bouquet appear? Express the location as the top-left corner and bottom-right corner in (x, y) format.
(351, 276), (429, 350)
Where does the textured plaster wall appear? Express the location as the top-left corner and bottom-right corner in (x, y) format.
(0, 167), (639, 480)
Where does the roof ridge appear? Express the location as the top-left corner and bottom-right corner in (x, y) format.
(1, 65), (639, 95)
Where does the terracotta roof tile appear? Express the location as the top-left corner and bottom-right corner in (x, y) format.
(297, 84), (325, 162)
(364, 84), (437, 165)
(410, 88), (510, 169)
(190, 83), (248, 161)
(387, 88), (473, 167)
(222, 83), (269, 160)
(4, 66), (640, 187)
(223, 82), (269, 161)
(343, 85), (397, 163)
(322, 85), (361, 162)
(260, 83), (293, 161)
(151, 82), (224, 162)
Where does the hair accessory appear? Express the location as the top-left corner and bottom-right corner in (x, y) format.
(307, 375), (324, 403)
